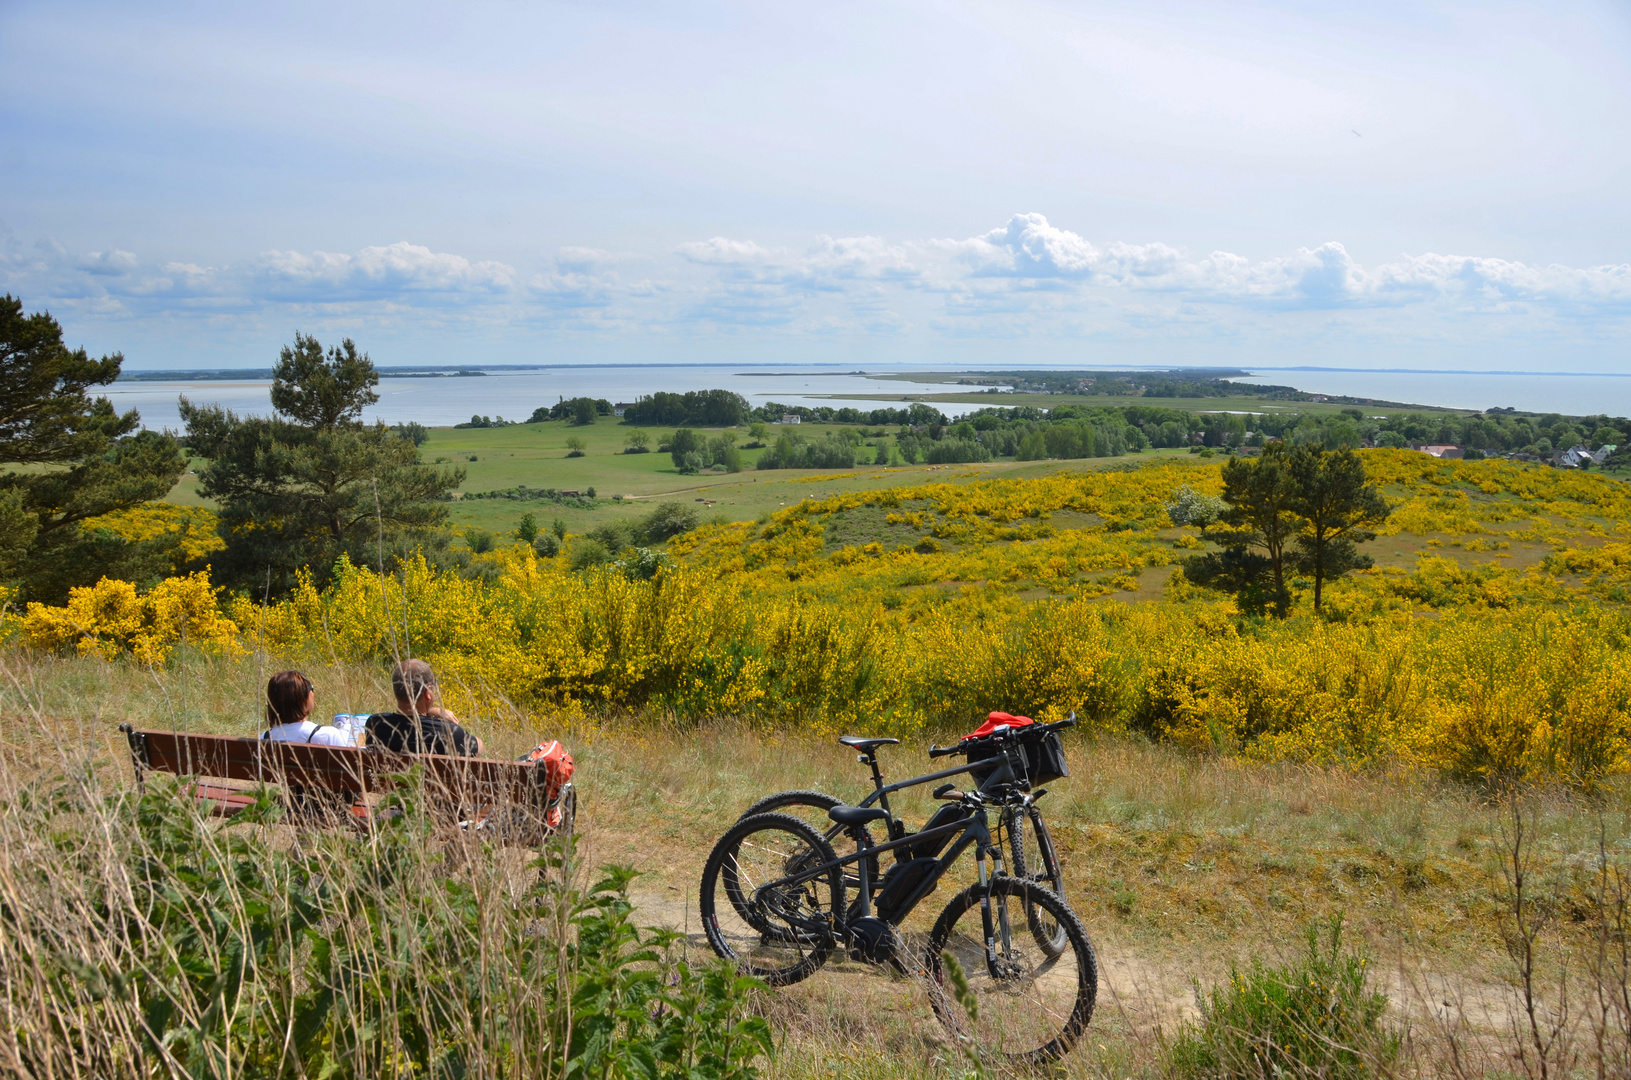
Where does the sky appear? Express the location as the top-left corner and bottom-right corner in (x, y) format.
(2, 0), (1629, 373)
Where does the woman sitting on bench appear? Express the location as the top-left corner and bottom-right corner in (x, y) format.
(263, 670), (354, 746)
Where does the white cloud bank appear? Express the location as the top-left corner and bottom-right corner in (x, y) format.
(945, 214), (1631, 312)
(4, 215), (1628, 356)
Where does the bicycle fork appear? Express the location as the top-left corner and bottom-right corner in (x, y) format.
(976, 843), (1015, 979)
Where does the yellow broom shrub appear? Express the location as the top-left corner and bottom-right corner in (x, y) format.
(16, 453), (1631, 784)
(23, 571), (243, 665)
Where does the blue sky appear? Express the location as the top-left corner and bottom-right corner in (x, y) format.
(2, 0), (1628, 372)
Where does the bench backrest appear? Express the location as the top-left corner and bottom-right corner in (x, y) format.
(122, 727), (547, 805)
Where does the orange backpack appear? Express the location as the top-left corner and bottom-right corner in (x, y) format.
(520, 741), (574, 825)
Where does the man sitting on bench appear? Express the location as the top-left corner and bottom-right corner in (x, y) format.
(366, 659), (483, 756)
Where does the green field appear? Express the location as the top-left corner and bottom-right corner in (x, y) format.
(165, 416), (1206, 540)
(166, 386), (1607, 544)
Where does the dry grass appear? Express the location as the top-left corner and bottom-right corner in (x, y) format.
(7, 648), (1631, 1077)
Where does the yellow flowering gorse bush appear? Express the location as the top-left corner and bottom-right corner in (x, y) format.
(18, 450), (1631, 784)
(22, 571), (243, 665)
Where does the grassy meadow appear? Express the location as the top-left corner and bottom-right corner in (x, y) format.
(166, 413), (1205, 538)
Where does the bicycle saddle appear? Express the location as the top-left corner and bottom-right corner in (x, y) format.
(838, 736), (900, 751)
(828, 805), (890, 827)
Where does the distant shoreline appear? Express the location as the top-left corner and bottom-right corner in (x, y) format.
(116, 361), (1631, 384)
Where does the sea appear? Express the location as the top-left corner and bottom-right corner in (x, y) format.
(107, 364), (1631, 432)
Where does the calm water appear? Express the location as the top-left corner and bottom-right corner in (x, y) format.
(1235, 369), (1631, 417)
(109, 366), (979, 431)
(109, 364), (1631, 431)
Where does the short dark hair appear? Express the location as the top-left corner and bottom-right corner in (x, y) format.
(392, 659), (437, 705)
(266, 670), (314, 727)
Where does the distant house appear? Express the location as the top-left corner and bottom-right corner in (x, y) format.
(613, 402), (633, 418)
(780, 414), (801, 425)
(1557, 444), (1616, 468)
(1416, 445), (1463, 459)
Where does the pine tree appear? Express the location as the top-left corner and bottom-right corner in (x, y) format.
(1184, 442), (1299, 616)
(0, 296), (186, 601)
(1286, 443), (1391, 611)
(182, 334), (463, 594)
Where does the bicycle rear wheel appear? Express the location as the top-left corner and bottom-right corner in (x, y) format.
(1006, 805), (1068, 957)
(739, 789), (881, 886)
(925, 876), (1097, 1065)
(701, 812), (841, 987)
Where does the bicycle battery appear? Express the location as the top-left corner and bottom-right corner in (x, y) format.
(910, 802), (970, 860)
(876, 857), (941, 919)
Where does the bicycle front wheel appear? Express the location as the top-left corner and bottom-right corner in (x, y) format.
(1007, 805), (1068, 957)
(925, 876), (1097, 1065)
(700, 812), (841, 987)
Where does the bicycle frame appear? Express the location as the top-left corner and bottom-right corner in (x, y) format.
(753, 795), (1024, 978)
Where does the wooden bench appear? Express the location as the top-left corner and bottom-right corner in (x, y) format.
(120, 724), (575, 842)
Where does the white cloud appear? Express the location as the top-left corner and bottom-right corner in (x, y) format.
(677, 238), (774, 266)
(941, 214), (1631, 313)
(77, 249), (139, 275)
(253, 242), (515, 299)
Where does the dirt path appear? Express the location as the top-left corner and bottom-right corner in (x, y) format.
(626, 889), (1519, 1044)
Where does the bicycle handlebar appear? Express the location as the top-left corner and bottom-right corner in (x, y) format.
(927, 711), (1077, 758)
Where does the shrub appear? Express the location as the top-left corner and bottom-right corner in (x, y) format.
(754, 433), (858, 470)
(615, 547), (670, 581)
(515, 512), (539, 543)
(641, 502), (700, 542)
(565, 436), (587, 458)
(533, 532), (561, 558)
(567, 537), (613, 571)
(1167, 918), (1396, 1080)
(1165, 484), (1224, 528)
(465, 528), (495, 554)
(588, 521), (637, 554)
(21, 571), (242, 666)
(924, 438), (991, 465)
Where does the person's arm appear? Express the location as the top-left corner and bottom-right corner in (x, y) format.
(428, 706), (481, 756)
(447, 720), (481, 757)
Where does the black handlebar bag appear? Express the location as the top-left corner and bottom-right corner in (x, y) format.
(967, 729), (1070, 788)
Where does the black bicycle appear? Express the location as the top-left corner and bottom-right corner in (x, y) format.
(700, 726), (1097, 1065)
(736, 716), (1074, 956)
